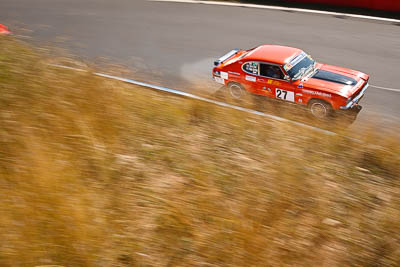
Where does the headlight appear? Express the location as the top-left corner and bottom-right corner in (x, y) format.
(213, 70), (221, 77)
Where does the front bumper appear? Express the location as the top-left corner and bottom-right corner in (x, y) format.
(340, 82), (368, 110)
(346, 104), (362, 114)
(335, 104), (362, 123)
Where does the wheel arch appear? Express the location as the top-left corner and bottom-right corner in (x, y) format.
(227, 81), (242, 88)
(307, 97), (333, 109)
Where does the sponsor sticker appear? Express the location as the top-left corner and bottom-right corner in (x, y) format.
(214, 77), (225, 85)
(273, 81), (280, 86)
(221, 71), (228, 80)
(245, 75), (256, 82)
(283, 64), (292, 71)
(262, 87), (272, 93)
(284, 52), (306, 71)
(266, 79), (280, 85)
(302, 89), (331, 98)
(228, 71), (240, 76)
(290, 52), (306, 66)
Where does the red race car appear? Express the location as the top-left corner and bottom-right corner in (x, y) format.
(212, 45), (369, 119)
(0, 24), (11, 35)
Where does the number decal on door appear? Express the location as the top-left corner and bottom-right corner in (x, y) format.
(275, 88), (294, 102)
(276, 89), (287, 99)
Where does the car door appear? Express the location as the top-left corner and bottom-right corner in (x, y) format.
(257, 62), (298, 103)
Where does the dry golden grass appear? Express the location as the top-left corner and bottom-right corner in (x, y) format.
(0, 36), (400, 267)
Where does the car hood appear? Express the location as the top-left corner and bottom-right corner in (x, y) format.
(301, 64), (366, 98)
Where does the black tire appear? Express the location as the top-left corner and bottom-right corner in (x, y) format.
(226, 82), (255, 106)
(308, 99), (332, 120)
(227, 82), (247, 100)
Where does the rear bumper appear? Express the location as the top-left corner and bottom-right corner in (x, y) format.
(340, 82), (368, 110)
(213, 76), (225, 85)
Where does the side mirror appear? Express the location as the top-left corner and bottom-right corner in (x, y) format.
(284, 75), (290, 81)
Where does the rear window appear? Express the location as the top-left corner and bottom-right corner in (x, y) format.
(242, 62), (258, 75)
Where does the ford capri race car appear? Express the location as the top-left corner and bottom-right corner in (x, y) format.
(212, 45), (369, 119)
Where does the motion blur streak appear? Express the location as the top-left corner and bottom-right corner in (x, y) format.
(51, 64), (338, 136)
(2, 34), (400, 267)
(150, 0), (400, 23)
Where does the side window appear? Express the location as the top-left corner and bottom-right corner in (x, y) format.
(242, 62), (259, 75)
(260, 63), (284, 79)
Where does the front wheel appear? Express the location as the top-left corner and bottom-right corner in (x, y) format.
(308, 99), (332, 120)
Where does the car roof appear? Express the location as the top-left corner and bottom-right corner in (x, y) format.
(243, 45), (303, 65)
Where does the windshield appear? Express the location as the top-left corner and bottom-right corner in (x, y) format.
(284, 52), (315, 81)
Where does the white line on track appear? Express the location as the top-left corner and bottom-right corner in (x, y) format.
(50, 64), (337, 136)
(149, 0), (400, 23)
(13, 34), (32, 39)
(48, 64), (87, 72)
(370, 84), (400, 93)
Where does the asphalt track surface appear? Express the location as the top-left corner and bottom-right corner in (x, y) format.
(1, 0), (399, 129)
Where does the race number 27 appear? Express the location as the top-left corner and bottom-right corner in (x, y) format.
(275, 88), (294, 102)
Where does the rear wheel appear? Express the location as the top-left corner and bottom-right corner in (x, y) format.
(225, 82), (257, 107)
(308, 99), (332, 120)
(228, 82), (246, 100)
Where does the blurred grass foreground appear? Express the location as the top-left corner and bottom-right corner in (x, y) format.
(1, 36), (400, 267)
